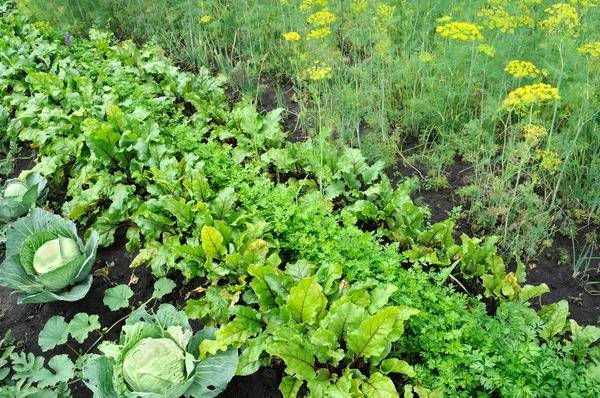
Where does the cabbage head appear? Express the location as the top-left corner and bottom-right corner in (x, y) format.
(0, 208), (98, 303)
(0, 172), (48, 222)
(83, 304), (238, 398)
(0, 172), (48, 244)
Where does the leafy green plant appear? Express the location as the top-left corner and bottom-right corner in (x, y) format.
(0, 330), (73, 396)
(0, 172), (47, 242)
(0, 208), (98, 303)
(200, 261), (419, 397)
(83, 304), (238, 398)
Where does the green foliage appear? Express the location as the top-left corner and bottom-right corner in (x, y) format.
(0, 330), (73, 396)
(200, 262), (418, 397)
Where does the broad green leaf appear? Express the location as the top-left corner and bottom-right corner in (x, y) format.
(210, 187), (236, 220)
(152, 277), (176, 299)
(39, 316), (69, 352)
(242, 239), (269, 266)
(316, 263), (342, 297)
(326, 301), (365, 342)
(285, 276), (327, 325)
(202, 226), (227, 261)
(280, 375), (303, 398)
(285, 260), (313, 282)
(519, 284), (549, 302)
(379, 358), (416, 377)
(368, 284), (398, 314)
(248, 264), (278, 309)
(266, 340), (316, 381)
(539, 300), (569, 341)
(37, 355), (75, 388)
(103, 284), (133, 311)
(164, 197), (194, 230)
(68, 313), (101, 344)
(83, 355), (118, 397)
(264, 273), (294, 300)
(570, 319), (600, 358)
(361, 372), (399, 398)
(236, 335), (269, 376)
(347, 307), (403, 360)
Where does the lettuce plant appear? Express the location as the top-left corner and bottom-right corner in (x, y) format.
(83, 304), (238, 398)
(0, 208), (98, 303)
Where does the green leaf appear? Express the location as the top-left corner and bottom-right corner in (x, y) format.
(103, 284), (133, 311)
(285, 260), (313, 282)
(539, 300), (569, 341)
(202, 225), (227, 261)
(379, 358), (416, 377)
(316, 263), (342, 296)
(83, 355), (118, 397)
(326, 302), (365, 342)
(68, 313), (101, 344)
(164, 197), (194, 230)
(519, 283), (549, 302)
(266, 339), (316, 381)
(570, 319), (600, 358)
(210, 187), (236, 220)
(280, 375), (303, 398)
(285, 276), (327, 325)
(39, 316), (69, 352)
(37, 354), (75, 387)
(152, 277), (176, 299)
(361, 372), (399, 398)
(347, 307), (404, 360)
(368, 284), (398, 313)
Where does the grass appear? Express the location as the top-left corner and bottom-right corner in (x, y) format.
(19, 0), (600, 260)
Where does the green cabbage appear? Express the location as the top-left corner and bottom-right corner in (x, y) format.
(3, 182), (28, 198)
(123, 337), (187, 393)
(83, 304), (238, 398)
(33, 236), (82, 274)
(0, 208), (98, 303)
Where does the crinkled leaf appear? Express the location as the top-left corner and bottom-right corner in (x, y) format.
(202, 226), (227, 261)
(347, 307), (403, 360)
(266, 339), (315, 381)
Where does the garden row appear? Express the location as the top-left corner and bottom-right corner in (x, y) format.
(1, 3), (599, 397)
(23, 0), (600, 262)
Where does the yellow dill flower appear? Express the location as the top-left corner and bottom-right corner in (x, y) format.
(306, 62), (333, 80)
(501, 83), (561, 116)
(436, 22), (484, 41)
(477, 44), (496, 57)
(505, 60), (541, 78)
(418, 52), (435, 63)
(200, 15), (213, 23)
(299, 0), (328, 13)
(569, 0), (598, 6)
(578, 41), (600, 57)
(477, 7), (534, 33)
(435, 16), (453, 24)
(307, 9), (336, 26)
(373, 3), (395, 32)
(283, 31), (301, 41)
(539, 3), (579, 35)
(307, 27), (332, 40)
(523, 124), (547, 144)
(351, 0), (368, 14)
(536, 149), (561, 174)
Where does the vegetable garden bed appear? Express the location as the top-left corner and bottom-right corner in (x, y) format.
(1, 2), (600, 397)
